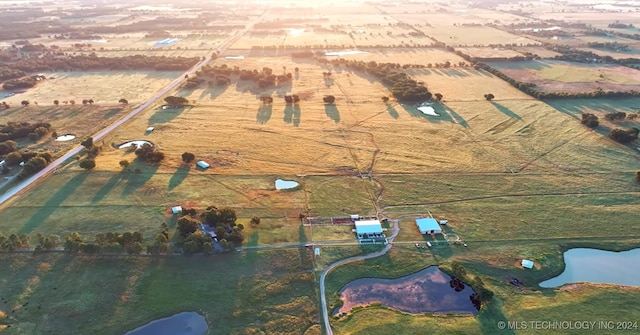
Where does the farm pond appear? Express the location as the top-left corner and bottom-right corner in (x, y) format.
(275, 179), (299, 190)
(540, 248), (640, 288)
(124, 312), (207, 335)
(334, 266), (478, 315)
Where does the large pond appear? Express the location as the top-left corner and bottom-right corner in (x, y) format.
(540, 248), (640, 288)
(335, 266), (478, 315)
(124, 312), (207, 335)
(0, 90), (14, 99)
(275, 179), (299, 190)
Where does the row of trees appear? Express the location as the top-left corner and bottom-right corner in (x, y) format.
(0, 50), (200, 73)
(0, 121), (52, 142)
(2, 75), (45, 90)
(192, 64), (294, 89)
(609, 127), (639, 144)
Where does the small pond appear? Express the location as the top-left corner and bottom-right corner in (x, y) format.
(124, 312), (207, 335)
(335, 266), (478, 315)
(417, 105), (439, 116)
(118, 140), (152, 149)
(539, 248), (640, 288)
(55, 134), (76, 141)
(275, 178), (299, 190)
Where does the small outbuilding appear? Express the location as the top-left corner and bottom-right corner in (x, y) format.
(196, 161), (210, 169)
(146, 126), (155, 132)
(171, 206), (183, 214)
(521, 259), (534, 269)
(416, 218), (442, 235)
(354, 220), (384, 239)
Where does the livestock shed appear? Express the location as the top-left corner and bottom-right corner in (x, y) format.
(196, 161), (210, 169)
(521, 259), (534, 269)
(171, 206), (183, 214)
(354, 220), (384, 239)
(416, 218), (442, 235)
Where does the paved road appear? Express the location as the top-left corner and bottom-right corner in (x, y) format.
(0, 19), (258, 208)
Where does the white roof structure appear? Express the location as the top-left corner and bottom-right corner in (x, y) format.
(171, 206), (182, 214)
(196, 161), (210, 169)
(439, 220), (448, 225)
(521, 259), (534, 269)
(416, 218), (442, 234)
(354, 220), (383, 235)
(146, 127), (155, 132)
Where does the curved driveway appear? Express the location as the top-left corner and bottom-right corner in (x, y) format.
(319, 217), (404, 335)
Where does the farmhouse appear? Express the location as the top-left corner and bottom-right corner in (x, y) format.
(416, 218), (442, 235)
(354, 220), (384, 240)
(196, 161), (210, 169)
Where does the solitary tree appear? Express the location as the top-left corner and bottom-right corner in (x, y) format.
(81, 137), (93, 149)
(79, 159), (96, 170)
(484, 93), (495, 101)
(118, 98), (129, 105)
(21, 100), (29, 106)
(53, 100), (59, 106)
(181, 152), (195, 163)
(636, 171), (640, 184)
(323, 95), (336, 104)
(434, 93), (443, 102)
(119, 159), (130, 169)
(381, 96), (390, 103)
(581, 113), (599, 128)
(250, 216), (261, 225)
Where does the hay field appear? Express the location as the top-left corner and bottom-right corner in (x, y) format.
(2, 54), (638, 239)
(231, 31), (356, 49)
(456, 47), (524, 59)
(334, 48), (467, 66)
(513, 46), (563, 58)
(27, 32), (229, 52)
(578, 47), (640, 60)
(489, 60), (640, 93)
(415, 25), (541, 47)
(0, 250), (319, 335)
(2, 71), (182, 106)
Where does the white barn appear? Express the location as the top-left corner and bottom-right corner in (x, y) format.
(171, 206), (183, 214)
(354, 220), (383, 239)
(416, 218), (442, 235)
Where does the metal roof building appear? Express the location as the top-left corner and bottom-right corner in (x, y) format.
(416, 218), (442, 235)
(354, 220), (383, 239)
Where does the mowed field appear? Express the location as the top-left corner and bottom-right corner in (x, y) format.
(489, 60), (640, 93)
(2, 71), (182, 106)
(414, 24), (541, 47)
(0, 249), (320, 335)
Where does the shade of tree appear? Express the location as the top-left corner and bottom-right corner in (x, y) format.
(79, 159), (96, 170)
(581, 113), (599, 128)
(484, 93), (495, 101)
(177, 216), (200, 237)
(181, 152), (195, 163)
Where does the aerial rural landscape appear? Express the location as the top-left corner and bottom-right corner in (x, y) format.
(0, 0), (639, 334)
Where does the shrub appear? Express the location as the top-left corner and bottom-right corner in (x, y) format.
(484, 93), (495, 101)
(604, 112), (626, 121)
(34, 126), (49, 138)
(81, 137), (93, 148)
(323, 95), (336, 103)
(119, 159), (130, 169)
(581, 113), (599, 128)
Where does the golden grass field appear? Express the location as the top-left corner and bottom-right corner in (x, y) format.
(1, 3), (640, 334)
(2, 71), (182, 106)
